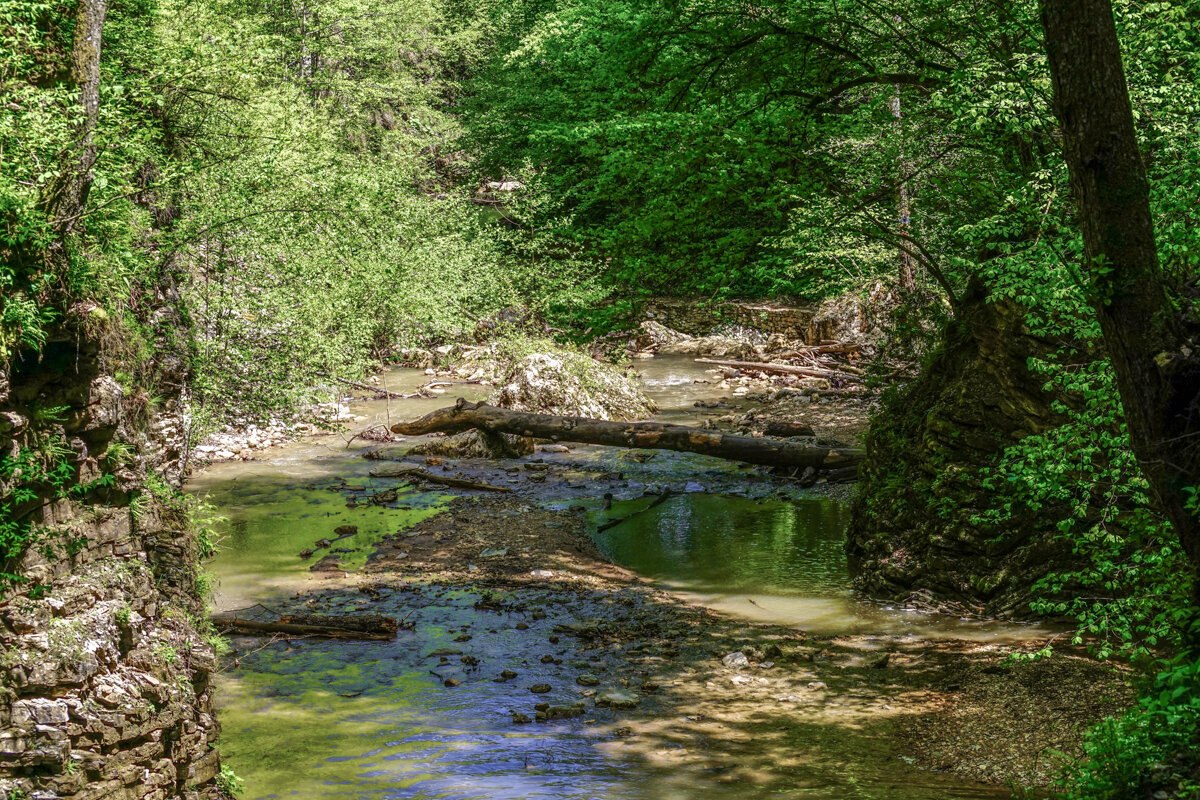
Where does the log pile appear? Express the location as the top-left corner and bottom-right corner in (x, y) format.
(695, 338), (868, 385)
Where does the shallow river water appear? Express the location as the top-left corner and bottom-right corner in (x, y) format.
(189, 357), (1047, 799)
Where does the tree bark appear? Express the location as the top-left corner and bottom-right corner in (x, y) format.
(1042, 0), (1200, 603)
(390, 400), (863, 472)
(42, 0), (109, 237)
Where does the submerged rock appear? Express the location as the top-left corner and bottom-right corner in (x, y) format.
(538, 703), (586, 721)
(595, 689), (641, 709)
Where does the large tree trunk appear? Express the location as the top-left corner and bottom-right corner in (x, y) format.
(41, 0), (109, 238)
(1042, 0), (1200, 603)
(390, 400), (863, 472)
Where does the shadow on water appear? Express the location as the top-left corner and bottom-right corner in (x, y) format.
(201, 474), (1016, 800)
(587, 492), (1058, 642)
(213, 578), (1013, 800)
(193, 364), (1040, 799)
(588, 493), (851, 596)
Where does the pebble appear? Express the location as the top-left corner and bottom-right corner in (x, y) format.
(722, 652), (750, 670)
(530, 684), (552, 694)
(576, 674), (600, 686)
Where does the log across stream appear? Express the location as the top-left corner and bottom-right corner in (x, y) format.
(391, 398), (864, 475)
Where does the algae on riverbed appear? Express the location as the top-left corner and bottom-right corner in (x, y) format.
(197, 473), (450, 608)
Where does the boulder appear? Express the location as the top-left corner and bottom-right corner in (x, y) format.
(658, 335), (757, 360)
(408, 429), (534, 458)
(490, 352), (655, 421)
(635, 320), (691, 350)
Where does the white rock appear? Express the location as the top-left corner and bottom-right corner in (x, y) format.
(722, 652), (750, 670)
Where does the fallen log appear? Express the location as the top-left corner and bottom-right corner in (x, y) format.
(315, 371), (417, 400)
(390, 400), (863, 472)
(213, 613), (400, 640)
(368, 463), (513, 492)
(694, 357), (865, 382)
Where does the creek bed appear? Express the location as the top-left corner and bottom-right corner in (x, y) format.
(189, 360), (1050, 799)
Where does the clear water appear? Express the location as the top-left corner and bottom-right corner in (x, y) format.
(193, 361), (1038, 800)
(590, 494), (851, 596)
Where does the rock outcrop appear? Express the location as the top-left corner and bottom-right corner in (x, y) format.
(639, 288), (890, 352)
(846, 283), (1074, 617)
(0, 321), (225, 799)
(490, 352), (655, 420)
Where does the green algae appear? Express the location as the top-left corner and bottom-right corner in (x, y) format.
(201, 477), (449, 606)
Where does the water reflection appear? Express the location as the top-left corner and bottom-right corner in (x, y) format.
(592, 494), (850, 596)
(590, 493), (1060, 641)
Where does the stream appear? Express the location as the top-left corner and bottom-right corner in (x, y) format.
(187, 356), (1053, 799)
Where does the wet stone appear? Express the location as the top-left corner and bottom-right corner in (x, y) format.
(595, 689), (641, 709)
(529, 684), (552, 694)
(538, 703), (586, 721)
(576, 674), (600, 687)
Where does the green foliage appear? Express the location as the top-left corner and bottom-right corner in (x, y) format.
(155, 0), (605, 421)
(216, 764), (245, 797)
(1060, 654), (1200, 800)
(968, 359), (1191, 660)
(0, 436), (79, 590)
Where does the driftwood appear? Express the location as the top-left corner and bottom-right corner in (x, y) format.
(315, 371), (414, 400)
(213, 613), (400, 640)
(391, 400), (863, 472)
(598, 491), (674, 531)
(694, 357), (865, 382)
(369, 463), (513, 492)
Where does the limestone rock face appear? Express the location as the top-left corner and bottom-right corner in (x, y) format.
(0, 321), (225, 799)
(847, 283), (1075, 617)
(490, 352), (656, 421)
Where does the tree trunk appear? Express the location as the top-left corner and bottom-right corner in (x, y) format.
(390, 400), (863, 472)
(890, 82), (917, 292)
(41, 0), (109, 238)
(1042, 0), (1200, 605)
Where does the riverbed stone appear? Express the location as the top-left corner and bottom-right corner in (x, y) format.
(595, 689), (641, 710)
(722, 652), (750, 670)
